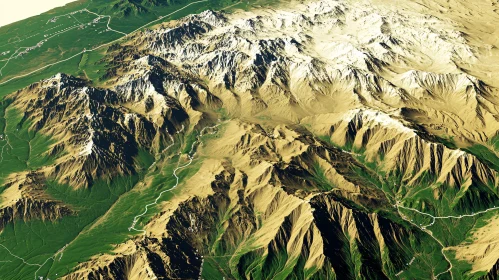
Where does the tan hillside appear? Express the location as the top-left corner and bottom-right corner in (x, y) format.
(0, 0), (499, 279)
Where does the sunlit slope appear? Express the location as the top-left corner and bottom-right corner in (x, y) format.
(0, 0), (499, 279)
(0, 0), (245, 86)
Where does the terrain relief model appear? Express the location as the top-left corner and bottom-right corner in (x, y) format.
(0, 0), (499, 279)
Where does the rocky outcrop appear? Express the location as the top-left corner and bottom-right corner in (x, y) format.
(0, 172), (73, 231)
(62, 121), (446, 279)
(0, 197), (72, 231)
(305, 109), (499, 215)
(482, 260), (499, 280)
(8, 73), (189, 188)
(100, 3), (498, 144)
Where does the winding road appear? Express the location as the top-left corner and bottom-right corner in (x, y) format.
(0, 243), (68, 280)
(129, 123), (221, 234)
(0, 0), (209, 86)
(0, 2), (216, 279)
(393, 200), (499, 279)
(0, 122), (221, 279)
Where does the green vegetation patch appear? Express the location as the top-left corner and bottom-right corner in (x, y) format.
(310, 163), (336, 191)
(0, 105), (56, 184)
(0, 0), (279, 100)
(44, 141), (203, 277)
(0, 175), (138, 280)
(491, 134), (499, 152)
(464, 144), (499, 172)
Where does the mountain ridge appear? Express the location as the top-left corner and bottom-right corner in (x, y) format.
(0, 0), (499, 279)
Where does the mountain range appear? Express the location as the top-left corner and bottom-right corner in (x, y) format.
(0, 0), (499, 279)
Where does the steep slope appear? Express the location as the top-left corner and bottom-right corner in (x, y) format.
(97, 0), (499, 212)
(0, 0), (499, 279)
(63, 121), (447, 280)
(304, 109), (499, 215)
(8, 72), (189, 188)
(105, 1), (499, 146)
(0, 172), (72, 231)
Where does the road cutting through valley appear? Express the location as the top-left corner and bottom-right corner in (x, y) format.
(393, 200), (499, 279)
(0, 121), (221, 280)
(129, 122), (222, 234)
(0, 0), (209, 86)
